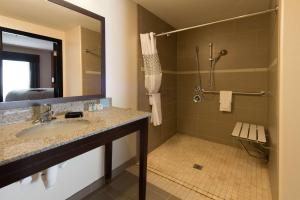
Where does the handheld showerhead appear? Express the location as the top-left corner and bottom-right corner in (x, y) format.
(214, 49), (228, 63)
(219, 49), (228, 56)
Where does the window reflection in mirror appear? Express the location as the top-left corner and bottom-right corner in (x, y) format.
(3, 60), (31, 100)
(0, 0), (103, 103)
(0, 32), (59, 102)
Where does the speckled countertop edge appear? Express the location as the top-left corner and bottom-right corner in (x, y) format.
(0, 107), (150, 167)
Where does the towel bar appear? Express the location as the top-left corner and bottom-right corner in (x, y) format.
(201, 89), (265, 96)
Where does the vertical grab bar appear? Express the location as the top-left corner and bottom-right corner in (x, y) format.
(209, 43), (214, 87)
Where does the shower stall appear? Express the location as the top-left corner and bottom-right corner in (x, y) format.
(137, 1), (278, 199)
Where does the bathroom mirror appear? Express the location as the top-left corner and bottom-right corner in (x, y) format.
(0, 0), (105, 109)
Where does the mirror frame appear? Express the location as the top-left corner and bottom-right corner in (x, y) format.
(0, 0), (106, 110)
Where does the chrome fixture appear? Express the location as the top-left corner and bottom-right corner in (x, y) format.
(193, 46), (204, 103)
(214, 49), (228, 64)
(209, 43), (214, 88)
(34, 104), (56, 124)
(155, 7), (278, 37)
(201, 89), (266, 96)
(208, 43), (228, 88)
(193, 94), (202, 103)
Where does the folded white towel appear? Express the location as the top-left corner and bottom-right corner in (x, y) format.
(220, 91), (232, 112)
(149, 93), (162, 126)
(20, 176), (32, 185)
(42, 165), (59, 189)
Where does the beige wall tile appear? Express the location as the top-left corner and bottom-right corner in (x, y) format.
(177, 15), (271, 71)
(176, 71), (268, 145)
(138, 6), (272, 153)
(137, 6), (177, 151)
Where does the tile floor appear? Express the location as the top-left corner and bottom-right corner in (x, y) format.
(83, 171), (180, 200)
(133, 134), (272, 200)
(127, 165), (212, 200)
(85, 134), (272, 200)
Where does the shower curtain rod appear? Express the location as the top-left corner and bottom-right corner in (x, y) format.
(155, 7), (278, 37)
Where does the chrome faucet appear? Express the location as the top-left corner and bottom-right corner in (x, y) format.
(34, 104), (56, 124)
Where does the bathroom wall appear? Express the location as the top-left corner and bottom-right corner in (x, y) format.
(137, 6), (177, 151)
(81, 27), (101, 96)
(65, 26), (102, 97)
(279, 0), (300, 199)
(65, 26), (83, 97)
(176, 14), (270, 145)
(267, 0), (279, 199)
(0, 0), (139, 199)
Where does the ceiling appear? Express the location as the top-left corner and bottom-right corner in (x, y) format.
(2, 32), (54, 51)
(133, 0), (273, 28)
(0, 0), (100, 32)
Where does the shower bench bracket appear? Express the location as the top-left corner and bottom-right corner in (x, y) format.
(231, 122), (269, 160)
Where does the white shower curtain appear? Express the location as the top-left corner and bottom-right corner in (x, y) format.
(140, 32), (162, 126)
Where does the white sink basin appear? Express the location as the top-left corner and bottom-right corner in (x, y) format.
(16, 119), (90, 138)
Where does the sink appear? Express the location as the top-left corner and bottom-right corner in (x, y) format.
(16, 119), (90, 139)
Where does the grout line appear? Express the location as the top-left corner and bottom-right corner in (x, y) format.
(164, 68), (269, 74)
(143, 134), (272, 200)
(141, 67), (269, 74)
(144, 164), (225, 200)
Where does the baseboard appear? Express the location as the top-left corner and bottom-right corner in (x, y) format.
(66, 157), (137, 200)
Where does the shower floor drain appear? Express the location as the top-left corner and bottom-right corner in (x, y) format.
(193, 164), (203, 170)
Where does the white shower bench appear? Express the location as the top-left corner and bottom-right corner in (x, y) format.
(231, 122), (268, 160)
(231, 122), (266, 143)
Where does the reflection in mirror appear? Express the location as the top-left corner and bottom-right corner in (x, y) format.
(1, 30), (61, 102)
(0, 0), (104, 103)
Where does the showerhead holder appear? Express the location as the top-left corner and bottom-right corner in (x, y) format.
(194, 86), (201, 92)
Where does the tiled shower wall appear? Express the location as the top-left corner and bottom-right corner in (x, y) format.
(176, 14), (270, 145)
(138, 7), (271, 147)
(138, 5), (277, 199)
(137, 6), (177, 151)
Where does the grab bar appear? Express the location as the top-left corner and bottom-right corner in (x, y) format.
(201, 89), (266, 96)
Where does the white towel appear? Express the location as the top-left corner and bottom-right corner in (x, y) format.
(20, 176), (32, 185)
(220, 91), (232, 112)
(149, 93), (162, 126)
(42, 165), (59, 189)
(145, 74), (162, 93)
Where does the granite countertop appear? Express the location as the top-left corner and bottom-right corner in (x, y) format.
(0, 107), (150, 166)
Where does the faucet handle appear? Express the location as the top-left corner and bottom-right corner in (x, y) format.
(43, 104), (51, 112)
